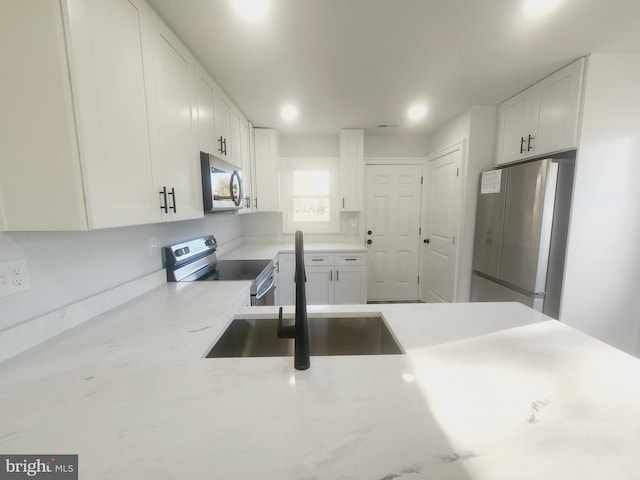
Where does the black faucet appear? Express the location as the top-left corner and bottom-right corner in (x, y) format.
(277, 230), (310, 370)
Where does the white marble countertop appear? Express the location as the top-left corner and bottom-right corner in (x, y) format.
(1, 282), (640, 479)
(219, 241), (367, 261)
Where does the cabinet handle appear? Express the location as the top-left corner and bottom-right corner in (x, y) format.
(254, 197), (258, 209)
(336, 269), (339, 281)
(159, 187), (168, 213)
(344, 258), (357, 261)
(330, 270), (332, 281)
(342, 197), (345, 209)
(311, 258), (323, 262)
(520, 136), (526, 154)
(527, 134), (534, 152)
(223, 138), (228, 155)
(245, 196), (251, 208)
(168, 187), (177, 213)
(218, 136), (225, 154)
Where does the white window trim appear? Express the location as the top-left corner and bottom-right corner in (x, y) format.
(281, 157), (340, 234)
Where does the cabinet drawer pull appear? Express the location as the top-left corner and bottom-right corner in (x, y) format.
(159, 187), (168, 213)
(311, 258), (323, 262)
(527, 134), (534, 152)
(520, 136), (526, 154)
(168, 187), (177, 213)
(336, 269), (339, 281)
(344, 258), (357, 261)
(330, 270), (332, 281)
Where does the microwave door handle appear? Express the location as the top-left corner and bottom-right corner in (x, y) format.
(230, 171), (242, 207)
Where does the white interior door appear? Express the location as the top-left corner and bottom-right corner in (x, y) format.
(365, 164), (423, 301)
(423, 145), (462, 303)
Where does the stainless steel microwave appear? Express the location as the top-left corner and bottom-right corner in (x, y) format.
(200, 152), (243, 212)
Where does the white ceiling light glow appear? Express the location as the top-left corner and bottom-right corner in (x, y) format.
(525, 0), (561, 17)
(232, 0), (268, 22)
(407, 104), (427, 122)
(281, 104), (298, 122)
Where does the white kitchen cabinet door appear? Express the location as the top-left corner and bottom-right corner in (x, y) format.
(533, 58), (584, 156)
(253, 128), (281, 212)
(145, 8), (202, 222)
(305, 266), (334, 305)
(495, 58), (584, 166)
(214, 88), (233, 163)
(0, 0), (161, 230)
(334, 266), (367, 304)
(339, 129), (365, 211)
(195, 63), (217, 157)
(237, 118), (254, 213)
(495, 91), (530, 166)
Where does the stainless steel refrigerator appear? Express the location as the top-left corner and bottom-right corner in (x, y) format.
(470, 157), (575, 319)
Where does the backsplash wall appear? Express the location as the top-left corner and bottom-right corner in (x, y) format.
(0, 213), (241, 331)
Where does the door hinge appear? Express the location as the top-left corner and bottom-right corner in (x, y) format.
(421, 176), (423, 185)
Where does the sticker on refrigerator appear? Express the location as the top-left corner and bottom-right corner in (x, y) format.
(480, 170), (502, 194)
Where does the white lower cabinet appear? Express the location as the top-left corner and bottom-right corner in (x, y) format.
(278, 252), (367, 306)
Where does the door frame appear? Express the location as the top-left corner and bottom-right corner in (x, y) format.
(364, 157), (428, 300)
(419, 141), (465, 302)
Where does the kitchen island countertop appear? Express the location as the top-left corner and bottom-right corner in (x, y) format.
(1, 281), (639, 479)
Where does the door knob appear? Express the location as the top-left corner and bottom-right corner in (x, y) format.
(367, 230), (372, 235)
(424, 238), (430, 244)
(367, 239), (372, 245)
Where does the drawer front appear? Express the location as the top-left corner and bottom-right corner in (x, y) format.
(335, 253), (366, 266)
(304, 253), (334, 266)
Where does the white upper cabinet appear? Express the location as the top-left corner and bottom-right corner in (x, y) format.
(214, 89), (235, 165)
(236, 116), (254, 213)
(495, 58), (585, 166)
(252, 128), (281, 212)
(0, 0), (203, 230)
(196, 63), (218, 158)
(0, 0), (159, 230)
(339, 129), (365, 211)
(144, 7), (202, 222)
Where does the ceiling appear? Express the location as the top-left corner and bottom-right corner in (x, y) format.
(147, 0), (640, 135)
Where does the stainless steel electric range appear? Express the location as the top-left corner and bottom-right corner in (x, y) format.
(164, 236), (276, 306)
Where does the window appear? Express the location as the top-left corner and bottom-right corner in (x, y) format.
(282, 158), (339, 233)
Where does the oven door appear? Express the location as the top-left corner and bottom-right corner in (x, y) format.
(251, 270), (276, 306)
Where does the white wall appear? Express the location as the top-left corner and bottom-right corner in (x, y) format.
(425, 107), (496, 302)
(279, 134), (339, 157)
(0, 214), (241, 331)
(560, 54), (640, 356)
(364, 133), (429, 157)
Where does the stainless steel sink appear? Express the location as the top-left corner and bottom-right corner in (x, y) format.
(206, 315), (403, 358)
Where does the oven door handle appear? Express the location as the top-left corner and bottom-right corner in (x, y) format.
(255, 275), (276, 300)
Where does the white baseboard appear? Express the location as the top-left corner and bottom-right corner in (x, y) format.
(0, 270), (166, 363)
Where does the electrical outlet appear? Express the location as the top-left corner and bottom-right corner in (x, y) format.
(0, 259), (31, 298)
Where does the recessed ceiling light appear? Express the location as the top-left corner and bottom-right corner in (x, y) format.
(232, 0), (268, 22)
(281, 104), (298, 122)
(524, 0), (561, 17)
(407, 104), (427, 122)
